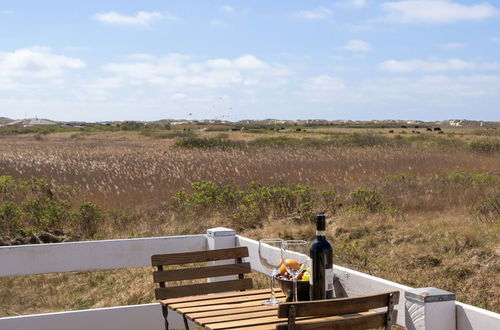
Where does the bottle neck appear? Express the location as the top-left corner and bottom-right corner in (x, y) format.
(316, 230), (326, 238)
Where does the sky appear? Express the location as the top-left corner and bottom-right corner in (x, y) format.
(0, 0), (499, 122)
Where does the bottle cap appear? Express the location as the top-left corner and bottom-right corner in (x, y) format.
(316, 213), (326, 231)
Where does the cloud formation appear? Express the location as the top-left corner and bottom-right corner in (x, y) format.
(343, 39), (372, 52)
(438, 42), (466, 50)
(295, 6), (333, 20)
(379, 58), (499, 73)
(379, 0), (497, 24)
(0, 46), (84, 90)
(99, 54), (291, 90)
(335, 0), (368, 8)
(220, 6), (234, 14)
(93, 11), (169, 26)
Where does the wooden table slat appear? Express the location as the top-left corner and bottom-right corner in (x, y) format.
(186, 305), (276, 319)
(204, 315), (285, 329)
(171, 292), (285, 309)
(195, 309), (278, 325)
(177, 297), (285, 314)
(161, 288), (278, 305)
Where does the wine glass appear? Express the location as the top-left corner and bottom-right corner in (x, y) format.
(281, 240), (309, 302)
(259, 238), (284, 305)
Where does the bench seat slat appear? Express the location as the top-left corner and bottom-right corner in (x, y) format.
(275, 310), (398, 330)
(277, 291), (400, 318)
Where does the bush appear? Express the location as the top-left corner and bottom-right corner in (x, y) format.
(22, 198), (71, 231)
(470, 139), (500, 154)
(471, 194), (500, 223)
(349, 188), (399, 215)
(0, 201), (22, 236)
(75, 202), (104, 238)
(170, 181), (341, 230)
(175, 137), (243, 149)
(437, 171), (500, 186)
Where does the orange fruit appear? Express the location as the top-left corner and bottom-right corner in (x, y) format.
(279, 259), (300, 275)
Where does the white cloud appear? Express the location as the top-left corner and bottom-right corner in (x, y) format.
(492, 37), (500, 44)
(379, 58), (499, 73)
(295, 6), (333, 20)
(438, 42), (466, 50)
(301, 75), (345, 102)
(210, 19), (227, 27)
(126, 53), (157, 61)
(93, 11), (170, 26)
(335, 0), (368, 8)
(171, 92), (187, 100)
(378, 0), (497, 24)
(99, 54), (291, 90)
(343, 39), (372, 52)
(0, 46), (84, 87)
(220, 6), (234, 14)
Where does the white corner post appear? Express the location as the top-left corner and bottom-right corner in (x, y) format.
(206, 227), (236, 282)
(405, 287), (456, 330)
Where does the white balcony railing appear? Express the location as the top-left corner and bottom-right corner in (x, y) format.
(0, 227), (498, 330)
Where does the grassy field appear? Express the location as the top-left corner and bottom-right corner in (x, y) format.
(0, 125), (499, 316)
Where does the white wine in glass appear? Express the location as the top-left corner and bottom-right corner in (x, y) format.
(259, 238), (284, 305)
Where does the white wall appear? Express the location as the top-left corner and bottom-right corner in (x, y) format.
(0, 235), (207, 276)
(456, 302), (500, 330)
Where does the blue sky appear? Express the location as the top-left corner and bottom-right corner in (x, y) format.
(1, 0), (499, 121)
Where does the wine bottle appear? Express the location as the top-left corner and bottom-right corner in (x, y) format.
(310, 213), (334, 300)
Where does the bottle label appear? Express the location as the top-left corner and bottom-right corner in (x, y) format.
(316, 230), (326, 236)
(325, 267), (333, 292)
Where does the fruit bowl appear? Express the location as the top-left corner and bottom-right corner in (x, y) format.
(276, 277), (310, 301)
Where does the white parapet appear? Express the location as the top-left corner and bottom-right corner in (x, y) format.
(405, 287), (456, 330)
(207, 227), (237, 282)
(0, 235), (207, 276)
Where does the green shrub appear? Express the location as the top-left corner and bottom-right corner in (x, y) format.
(120, 121), (145, 131)
(75, 202), (104, 238)
(0, 201), (22, 236)
(23, 198), (71, 231)
(170, 181), (341, 230)
(175, 137), (243, 149)
(349, 188), (399, 215)
(470, 139), (500, 154)
(471, 194), (500, 223)
(437, 171), (500, 186)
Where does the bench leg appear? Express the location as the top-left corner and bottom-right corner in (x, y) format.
(183, 315), (189, 330)
(161, 305), (169, 330)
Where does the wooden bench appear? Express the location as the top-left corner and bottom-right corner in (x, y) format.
(276, 291), (399, 330)
(151, 246), (253, 330)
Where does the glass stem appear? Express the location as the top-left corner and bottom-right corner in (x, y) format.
(270, 272), (276, 300)
(293, 277), (298, 302)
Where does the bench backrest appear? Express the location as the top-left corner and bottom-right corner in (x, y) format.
(276, 290), (399, 330)
(151, 246), (253, 300)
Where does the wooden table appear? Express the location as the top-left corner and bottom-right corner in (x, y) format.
(161, 288), (291, 329)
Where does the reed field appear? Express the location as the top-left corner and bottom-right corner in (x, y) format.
(0, 125), (499, 316)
